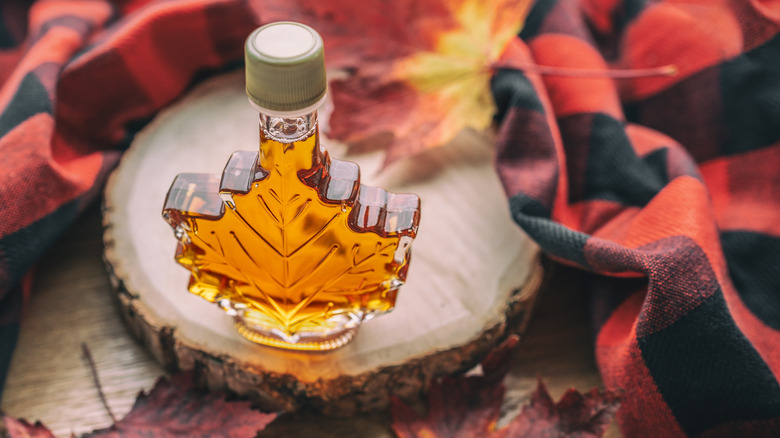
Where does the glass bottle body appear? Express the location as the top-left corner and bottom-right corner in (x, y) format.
(162, 108), (420, 351)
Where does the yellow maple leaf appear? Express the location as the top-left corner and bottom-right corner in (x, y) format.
(327, 0), (532, 164)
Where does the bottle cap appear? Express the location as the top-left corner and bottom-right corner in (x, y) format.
(245, 22), (327, 114)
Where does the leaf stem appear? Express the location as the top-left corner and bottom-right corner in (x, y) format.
(81, 343), (118, 425)
(491, 61), (678, 78)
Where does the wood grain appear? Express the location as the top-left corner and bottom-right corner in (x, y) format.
(1, 205), (162, 437)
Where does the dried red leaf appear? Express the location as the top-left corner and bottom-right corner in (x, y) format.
(254, 0), (532, 166)
(390, 335), (518, 438)
(326, 0), (533, 166)
(0, 415), (55, 438)
(254, 0), (458, 68)
(390, 335), (622, 438)
(498, 378), (622, 438)
(81, 372), (277, 438)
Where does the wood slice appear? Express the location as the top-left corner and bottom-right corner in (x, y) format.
(103, 71), (542, 415)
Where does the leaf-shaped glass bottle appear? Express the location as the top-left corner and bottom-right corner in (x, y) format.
(162, 22), (420, 351)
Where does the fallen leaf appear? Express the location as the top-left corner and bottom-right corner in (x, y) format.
(255, 0), (458, 69)
(0, 415), (55, 438)
(390, 335), (518, 438)
(327, 0), (532, 165)
(390, 335), (622, 438)
(498, 379), (622, 438)
(255, 0), (531, 165)
(81, 372), (277, 437)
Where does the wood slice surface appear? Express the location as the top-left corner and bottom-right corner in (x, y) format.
(103, 71), (542, 414)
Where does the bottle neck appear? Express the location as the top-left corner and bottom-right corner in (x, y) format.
(257, 109), (323, 173)
(259, 111), (318, 143)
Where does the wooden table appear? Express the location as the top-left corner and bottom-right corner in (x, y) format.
(1, 203), (618, 437)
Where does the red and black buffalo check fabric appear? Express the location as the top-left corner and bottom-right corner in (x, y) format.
(1, 0), (779, 436)
(0, 0), (257, 394)
(493, 0), (780, 436)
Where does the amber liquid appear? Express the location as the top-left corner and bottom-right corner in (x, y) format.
(163, 124), (419, 350)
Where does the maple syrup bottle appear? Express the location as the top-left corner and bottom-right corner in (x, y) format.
(162, 22), (420, 351)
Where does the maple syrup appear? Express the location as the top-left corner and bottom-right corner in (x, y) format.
(162, 22), (420, 351)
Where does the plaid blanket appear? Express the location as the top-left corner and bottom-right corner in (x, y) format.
(494, 0), (780, 435)
(1, 0), (779, 436)
(0, 0), (257, 396)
